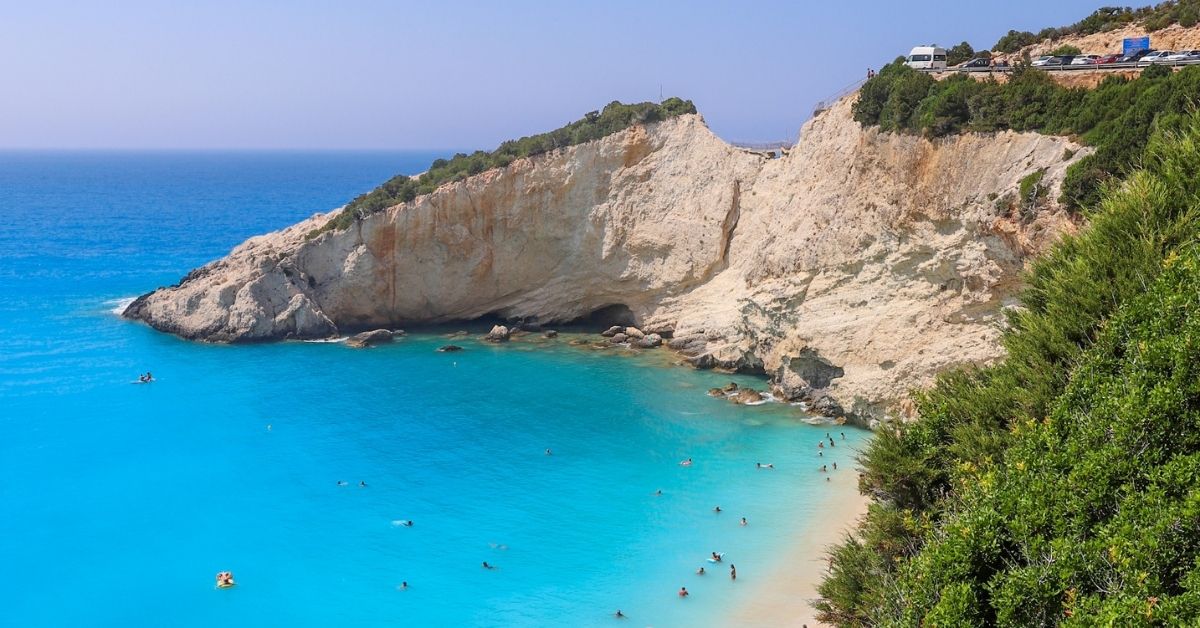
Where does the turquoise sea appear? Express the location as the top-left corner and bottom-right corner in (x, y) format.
(0, 151), (868, 626)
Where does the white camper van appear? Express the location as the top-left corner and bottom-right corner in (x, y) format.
(906, 46), (947, 70)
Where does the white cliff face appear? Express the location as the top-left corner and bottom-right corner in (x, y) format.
(125, 97), (1086, 422)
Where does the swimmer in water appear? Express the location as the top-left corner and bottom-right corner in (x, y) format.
(337, 480), (348, 486)
(730, 564), (737, 580)
(696, 567), (706, 575)
(402, 520), (413, 527)
(680, 458), (693, 466)
(833, 462), (838, 470)
(819, 451), (824, 457)
(545, 448), (552, 456)
(713, 505), (722, 513)
(818, 441), (824, 449)
(841, 432), (846, 440)
(482, 561), (495, 570)
(266, 424), (272, 431)
(615, 609), (626, 619)
(400, 581), (408, 590)
(821, 464), (827, 472)
(711, 552), (722, 562)
(679, 587), (689, 597)
(740, 517), (748, 526)
(359, 481), (368, 487)
(654, 489), (663, 496)
(830, 439), (835, 448)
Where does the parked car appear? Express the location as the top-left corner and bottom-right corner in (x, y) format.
(1031, 55), (1054, 66)
(1121, 49), (1155, 63)
(1165, 50), (1200, 61)
(1043, 55), (1076, 66)
(1139, 50), (1175, 64)
(1070, 54), (1100, 65)
(961, 57), (991, 68)
(1095, 53), (1122, 64)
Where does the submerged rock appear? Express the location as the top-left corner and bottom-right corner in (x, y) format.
(484, 325), (510, 342)
(437, 345), (464, 352)
(543, 329), (559, 338)
(346, 329), (394, 348)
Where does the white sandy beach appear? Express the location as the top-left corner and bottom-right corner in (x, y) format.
(726, 464), (869, 627)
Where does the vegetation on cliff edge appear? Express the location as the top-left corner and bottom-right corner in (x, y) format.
(853, 61), (1200, 209)
(994, 2), (1200, 53)
(818, 106), (1200, 625)
(308, 98), (696, 239)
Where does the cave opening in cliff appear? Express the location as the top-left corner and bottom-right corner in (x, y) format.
(574, 303), (637, 329)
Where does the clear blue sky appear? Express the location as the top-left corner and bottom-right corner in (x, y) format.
(2, 0), (1107, 150)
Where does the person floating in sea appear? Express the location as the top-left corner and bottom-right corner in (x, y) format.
(545, 448), (552, 456)
(679, 458), (693, 466)
(678, 586), (689, 598)
(756, 462), (774, 469)
(337, 480), (347, 486)
(615, 609), (626, 619)
(818, 451), (823, 457)
(215, 571), (235, 588)
(817, 441), (824, 449)
(654, 489), (663, 496)
(400, 581), (408, 590)
(138, 372), (154, 383)
(696, 567), (706, 575)
(359, 481), (368, 487)
(730, 564), (737, 580)
(740, 517), (748, 526)
(482, 561), (496, 570)
(713, 505), (722, 513)
(711, 551), (723, 562)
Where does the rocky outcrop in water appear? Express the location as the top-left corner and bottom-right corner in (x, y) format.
(124, 97), (1086, 423)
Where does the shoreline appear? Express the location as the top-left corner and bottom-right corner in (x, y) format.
(727, 462), (869, 627)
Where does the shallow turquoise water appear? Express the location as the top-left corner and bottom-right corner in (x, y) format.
(0, 152), (868, 626)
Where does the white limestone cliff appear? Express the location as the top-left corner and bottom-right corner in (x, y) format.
(124, 96), (1086, 423)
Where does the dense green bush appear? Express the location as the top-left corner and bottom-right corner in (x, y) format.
(946, 41), (976, 66)
(853, 62), (1200, 210)
(1049, 44), (1083, 56)
(818, 107), (1200, 626)
(309, 98), (696, 238)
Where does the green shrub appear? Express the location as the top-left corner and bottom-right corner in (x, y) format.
(1048, 44), (1082, 56)
(946, 41), (976, 66)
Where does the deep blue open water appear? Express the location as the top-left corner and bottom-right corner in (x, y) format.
(0, 151), (867, 626)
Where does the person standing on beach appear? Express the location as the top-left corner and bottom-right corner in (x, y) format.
(730, 564), (737, 580)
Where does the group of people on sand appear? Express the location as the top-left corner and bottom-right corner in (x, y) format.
(214, 571), (235, 588)
(137, 371), (153, 383)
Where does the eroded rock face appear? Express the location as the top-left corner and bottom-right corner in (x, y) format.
(125, 98), (1087, 422)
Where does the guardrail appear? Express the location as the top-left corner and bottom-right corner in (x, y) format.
(813, 77), (868, 116)
(729, 141), (794, 151)
(928, 58), (1200, 73)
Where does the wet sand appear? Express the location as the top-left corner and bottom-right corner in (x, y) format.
(725, 464), (869, 627)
